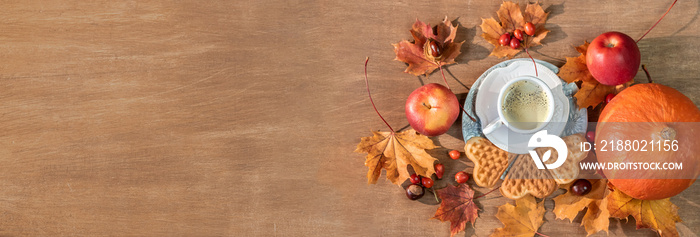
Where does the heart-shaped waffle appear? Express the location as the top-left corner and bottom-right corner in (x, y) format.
(464, 137), (511, 188)
(464, 134), (589, 199)
(534, 134), (588, 184)
(499, 154), (559, 199)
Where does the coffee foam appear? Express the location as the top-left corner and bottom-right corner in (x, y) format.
(501, 80), (550, 130)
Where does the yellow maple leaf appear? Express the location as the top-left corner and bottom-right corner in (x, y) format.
(607, 187), (682, 237)
(491, 195), (546, 237)
(355, 129), (438, 185)
(553, 179), (610, 236)
(582, 197), (610, 236)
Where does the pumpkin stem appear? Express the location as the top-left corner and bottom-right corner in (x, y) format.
(660, 126), (677, 140)
(642, 65), (653, 83)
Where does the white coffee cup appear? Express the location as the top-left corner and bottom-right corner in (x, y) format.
(482, 76), (555, 134)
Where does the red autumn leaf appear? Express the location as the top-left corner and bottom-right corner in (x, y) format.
(480, 1), (550, 58)
(432, 184), (480, 237)
(393, 17), (465, 76)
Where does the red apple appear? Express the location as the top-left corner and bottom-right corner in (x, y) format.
(405, 83), (459, 136)
(586, 31), (641, 86)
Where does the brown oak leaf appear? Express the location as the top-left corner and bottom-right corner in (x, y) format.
(553, 179), (610, 236)
(607, 187), (682, 237)
(558, 42), (634, 108)
(491, 195), (546, 237)
(355, 129), (438, 185)
(432, 184), (480, 237)
(393, 17), (465, 76)
(480, 1), (550, 58)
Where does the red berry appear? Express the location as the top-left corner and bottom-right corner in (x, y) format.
(509, 38), (520, 49)
(434, 164), (444, 179)
(571, 179), (592, 196)
(499, 33), (511, 46)
(449, 150), (460, 160)
(586, 131), (595, 143)
(406, 184), (425, 200)
(524, 22), (535, 36)
(410, 174), (421, 185)
(428, 40), (442, 57)
(421, 177), (434, 188)
(455, 171), (469, 184)
(513, 29), (524, 41)
(605, 93), (615, 103)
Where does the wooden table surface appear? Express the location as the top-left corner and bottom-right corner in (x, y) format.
(0, 0), (698, 236)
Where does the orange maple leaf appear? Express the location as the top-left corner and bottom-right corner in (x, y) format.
(558, 42), (633, 108)
(607, 187), (682, 237)
(553, 179), (610, 236)
(432, 184), (480, 237)
(480, 1), (550, 58)
(574, 82), (616, 109)
(491, 195), (546, 237)
(558, 42), (597, 84)
(355, 129), (438, 185)
(393, 17), (465, 76)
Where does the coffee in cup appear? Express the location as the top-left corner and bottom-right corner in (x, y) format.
(501, 80), (551, 130)
(482, 76), (555, 134)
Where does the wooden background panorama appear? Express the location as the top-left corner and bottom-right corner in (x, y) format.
(0, 0), (698, 236)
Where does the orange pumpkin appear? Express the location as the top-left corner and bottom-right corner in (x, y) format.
(596, 83), (700, 200)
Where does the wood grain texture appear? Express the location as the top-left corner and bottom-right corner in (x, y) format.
(0, 0), (697, 236)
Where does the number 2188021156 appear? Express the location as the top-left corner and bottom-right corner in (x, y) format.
(580, 140), (678, 152)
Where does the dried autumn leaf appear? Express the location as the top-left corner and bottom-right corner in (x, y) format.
(582, 198), (611, 237)
(480, 1), (550, 58)
(491, 195), (546, 237)
(355, 129), (438, 185)
(558, 41), (617, 108)
(575, 82), (616, 109)
(432, 184), (480, 237)
(553, 179), (610, 236)
(558, 42), (596, 84)
(607, 187), (682, 237)
(393, 17), (465, 76)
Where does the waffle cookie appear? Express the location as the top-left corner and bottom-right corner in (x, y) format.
(464, 134), (589, 199)
(500, 154), (559, 199)
(464, 137), (511, 188)
(534, 134), (588, 184)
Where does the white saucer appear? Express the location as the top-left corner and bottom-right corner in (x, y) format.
(475, 61), (570, 154)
